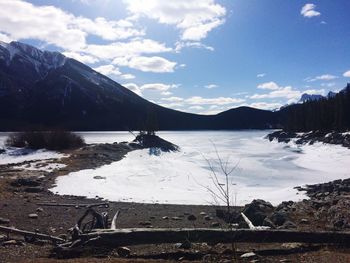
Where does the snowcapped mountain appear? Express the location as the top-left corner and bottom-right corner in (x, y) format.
(298, 93), (324, 103)
(327, 91), (337, 98)
(0, 41), (278, 131)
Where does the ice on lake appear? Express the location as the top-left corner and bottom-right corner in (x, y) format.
(49, 131), (350, 206)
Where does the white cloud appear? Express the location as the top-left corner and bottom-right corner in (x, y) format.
(93, 65), (135, 81)
(189, 105), (205, 110)
(123, 83), (143, 96)
(251, 86), (300, 100)
(63, 51), (99, 64)
(85, 39), (172, 60)
(301, 3), (321, 18)
(205, 84), (218, 89)
(343, 70), (350, 78)
(124, 0), (226, 41)
(123, 82), (178, 96)
(0, 0), (144, 51)
(257, 73), (266, 78)
(159, 102), (184, 108)
(252, 82), (325, 103)
(93, 64), (122, 77)
(257, 81), (280, 90)
(141, 83), (179, 91)
(120, 74), (135, 80)
(115, 56), (177, 73)
(161, 91), (173, 96)
(306, 74), (338, 82)
(0, 32), (13, 43)
(185, 96), (245, 105)
(74, 17), (144, 41)
(321, 82), (336, 88)
(248, 102), (283, 110)
(175, 41), (214, 52)
(161, 97), (184, 102)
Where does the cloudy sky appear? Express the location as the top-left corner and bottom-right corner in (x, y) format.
(0, 0), (349, 114)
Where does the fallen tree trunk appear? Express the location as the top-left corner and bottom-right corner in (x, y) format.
(0, 226), (65, 243)
(36, 202), (109, 208)
(75, 228), (350, 247)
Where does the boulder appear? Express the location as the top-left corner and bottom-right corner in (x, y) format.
(242, 199), (274, 226)
(269, 210), (289, 226)
(175, 240), (191, 249)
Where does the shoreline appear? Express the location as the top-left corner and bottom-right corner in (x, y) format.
(267, 130), (350, 148)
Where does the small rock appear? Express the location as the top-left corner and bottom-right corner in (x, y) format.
(117, 246), (131, 258)
(93, 176), (106, 180)
(211, 222), (220, 227)
(300, 218), (309, 224)
(204, 215), (213, 221)
(162, 216), (169, 220)
(187, 214), (197, 221)
(28, 213), (38, 219)
(240, 252), (256, 258)
(3, 240), (23, 246)
(175, 240), (191, 249)
(0, 234), (7, 241)
(171, 216), (182, 221)
(139, 221), (152, 226)
(36, 207), (44, 213)
(280, 221), (297, 229)
(0, 217), (10, 224)
(200, 212), (207, 216)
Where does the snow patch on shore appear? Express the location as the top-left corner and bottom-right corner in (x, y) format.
(0, 148), (68, 165)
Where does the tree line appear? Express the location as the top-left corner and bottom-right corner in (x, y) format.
(279, 84), (350, 132)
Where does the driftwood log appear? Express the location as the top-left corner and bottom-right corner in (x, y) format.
(68, 228), (350, 248)
(36, 202), (109, 208)
(0, 226), (65, 243)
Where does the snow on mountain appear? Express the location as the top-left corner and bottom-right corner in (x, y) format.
(327, 91), (337, 98)
(298, 93), (324, 103)
(0, 41), (66, 76)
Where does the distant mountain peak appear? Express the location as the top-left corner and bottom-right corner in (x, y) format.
(298, 93), (324, 103)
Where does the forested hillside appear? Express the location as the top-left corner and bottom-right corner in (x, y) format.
(279, 84), (350, 132)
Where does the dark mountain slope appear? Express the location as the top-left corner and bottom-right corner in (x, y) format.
(0, 41), (279, 131)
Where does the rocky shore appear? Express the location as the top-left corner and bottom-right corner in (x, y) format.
(267, 130), (350, 148)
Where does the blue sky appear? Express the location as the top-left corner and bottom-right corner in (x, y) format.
(0, 0), (349, 114)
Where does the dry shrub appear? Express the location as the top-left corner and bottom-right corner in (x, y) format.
(5, 130), (85, 151)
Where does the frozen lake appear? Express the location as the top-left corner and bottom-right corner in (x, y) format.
(46, 130), (350, 205)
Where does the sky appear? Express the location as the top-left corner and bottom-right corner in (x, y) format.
(0, 0), (349, 114)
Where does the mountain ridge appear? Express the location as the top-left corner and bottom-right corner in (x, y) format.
(0, 41), (279, 131)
